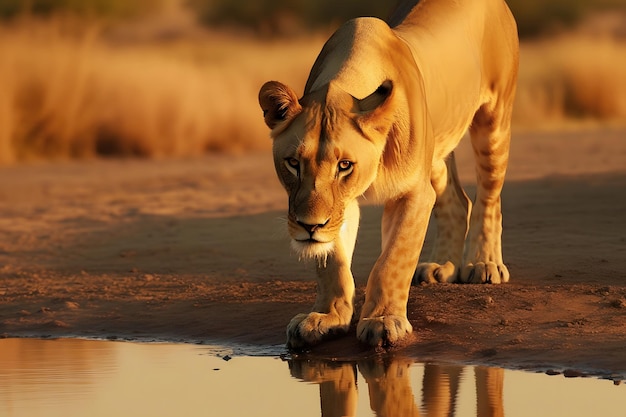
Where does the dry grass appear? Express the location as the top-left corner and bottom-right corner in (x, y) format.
(0, 19), (323, 163)
(0, 18), (625, 163)
(515, 34), (626, 126)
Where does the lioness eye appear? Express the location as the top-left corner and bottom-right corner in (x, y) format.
(338, 160), (353, 172)
(284, 157), (300, 176)
(286, 158), (299, 168)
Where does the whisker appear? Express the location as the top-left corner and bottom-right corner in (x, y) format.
(270, 216), (290, 240)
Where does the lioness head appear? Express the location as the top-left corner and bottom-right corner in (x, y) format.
(258, 78), (398, 260)
(258, 18), (426, 261)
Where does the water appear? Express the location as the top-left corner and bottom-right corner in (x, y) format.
(0, 338), (624, 417)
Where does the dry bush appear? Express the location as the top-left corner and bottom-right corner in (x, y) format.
(514, 34), (626, 126)
(0, 19), (322, 163)
(1, 17), (625, 163)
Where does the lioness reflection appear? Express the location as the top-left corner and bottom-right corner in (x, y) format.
(289, 357), (503, 417)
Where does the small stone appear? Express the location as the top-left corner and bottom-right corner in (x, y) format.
(477, 296), (494, 307)
(545, 369), (561, 376)
(610, 299), (626, 309)
(222, 355), (232, 361)
(64, 301), (80, 310)
(563, 369), (585, 378)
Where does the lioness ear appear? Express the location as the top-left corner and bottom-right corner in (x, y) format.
(354, 80), (395, 138)
(258, 81), (302, 130)
(355, 80), (393, 113)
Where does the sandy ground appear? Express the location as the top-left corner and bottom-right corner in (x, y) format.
(0, 127), (625, 376)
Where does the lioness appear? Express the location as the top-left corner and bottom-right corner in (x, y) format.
(258, 0), (518, 349)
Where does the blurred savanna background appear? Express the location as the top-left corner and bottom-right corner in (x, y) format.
(0, 0), (625, 163)
(2, 1), (626, 364)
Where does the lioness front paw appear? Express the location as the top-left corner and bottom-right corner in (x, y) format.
(460, 262), (509, 284)
(413, 261), (457, 284)
(286, 312), (350, 349)
(356, 315), (413, 348)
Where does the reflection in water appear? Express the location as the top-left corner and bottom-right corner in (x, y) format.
(0, 338), (116, 412)
(290, 357), (503, 417)
(0, 339), (624, 417)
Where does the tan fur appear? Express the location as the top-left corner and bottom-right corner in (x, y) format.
(259, 0), (518, 348)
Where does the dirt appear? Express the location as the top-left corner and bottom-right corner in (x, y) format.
(0, 127), (625, 376)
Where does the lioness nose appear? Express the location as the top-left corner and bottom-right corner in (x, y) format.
(297, 220), (328, 235)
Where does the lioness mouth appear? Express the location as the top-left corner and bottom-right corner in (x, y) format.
(291, 239), (335, 261)
(296, 238), (324, 245)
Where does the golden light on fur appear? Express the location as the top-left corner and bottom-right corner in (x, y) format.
(260, 0), (519, 350)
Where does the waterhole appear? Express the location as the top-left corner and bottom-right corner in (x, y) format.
(0, 338), (624, 417)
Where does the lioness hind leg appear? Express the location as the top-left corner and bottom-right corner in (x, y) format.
(414, 152), (471, 284)
(461, 104), (511, 284)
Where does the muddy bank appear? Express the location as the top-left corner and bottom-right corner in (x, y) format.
(0, 127), (625, 375)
